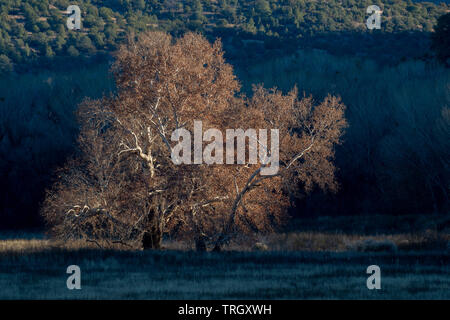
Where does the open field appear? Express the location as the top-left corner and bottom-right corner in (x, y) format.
(0, 230), (448, 299)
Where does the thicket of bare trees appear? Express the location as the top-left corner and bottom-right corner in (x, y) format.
(41, 32), (347, 250)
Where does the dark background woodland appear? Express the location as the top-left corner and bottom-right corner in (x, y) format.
(0, 0), (449, 229)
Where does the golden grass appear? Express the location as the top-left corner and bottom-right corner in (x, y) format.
(0, 238), (138, 253)
(1, 230), (447, 254)
(264, 231), (449, 252)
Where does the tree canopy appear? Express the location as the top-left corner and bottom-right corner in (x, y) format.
(42, 32), (347, 250)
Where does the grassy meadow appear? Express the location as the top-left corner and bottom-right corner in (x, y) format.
(0, 215), (448, 299)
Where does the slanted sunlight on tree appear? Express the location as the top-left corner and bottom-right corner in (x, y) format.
(42, 32), (347, 251)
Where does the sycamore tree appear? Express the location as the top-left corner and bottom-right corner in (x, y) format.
(42, 32), (347, 250)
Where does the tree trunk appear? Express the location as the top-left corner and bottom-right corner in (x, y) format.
(212, 235), (224, 252)
(142, 229), (162, 250)
(142, 210), (162, 250)
(195, 236), (207, 252)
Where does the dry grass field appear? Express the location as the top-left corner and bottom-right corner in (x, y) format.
(0, 215), (448, 299)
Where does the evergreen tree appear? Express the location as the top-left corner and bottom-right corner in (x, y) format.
(432, 13), (450, 65)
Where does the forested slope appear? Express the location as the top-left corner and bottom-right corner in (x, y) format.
(0, 0), (449, 72)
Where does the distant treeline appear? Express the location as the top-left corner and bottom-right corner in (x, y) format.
(239, 50), (449, 217)
(0, 64), (115, 229)
(0, 0), (449, 72)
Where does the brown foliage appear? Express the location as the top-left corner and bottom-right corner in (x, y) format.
(41, 32), (347, 250)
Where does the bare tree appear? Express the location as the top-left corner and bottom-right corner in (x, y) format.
(208, 87), (347, 250)
(42, 32), (347, 250)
